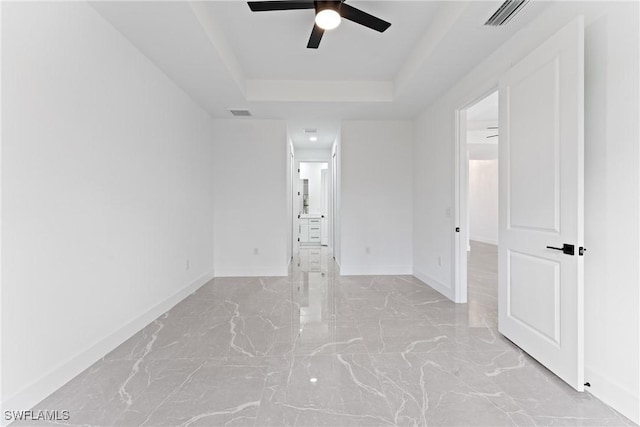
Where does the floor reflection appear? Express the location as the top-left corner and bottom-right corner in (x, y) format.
(294, 247), (339, 352)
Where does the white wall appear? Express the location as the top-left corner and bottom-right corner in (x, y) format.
(412, 2), (639, 422)
(468, 160), (498, 245)
(1, 1), (215, 414)
(413, 105), (455, 295)
(294, 148), (331, 161)
(583, 3), (639, 421)
(212, 119), (288, 276)
(341, 121), (413, 275)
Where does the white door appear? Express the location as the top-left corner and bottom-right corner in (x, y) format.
(498, 17), (585, 391)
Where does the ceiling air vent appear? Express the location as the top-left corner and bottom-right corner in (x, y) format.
(485, 0), (529, 26)
(229, 109), (251, 117)
(304, 128), (318, 133)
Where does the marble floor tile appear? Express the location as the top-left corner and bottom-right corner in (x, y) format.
(357, 318), (457, 354)
(292, 321), (369, 356)
(19, 242), (635, 426)
(368, 351), (532, 426)
(16, 359), (140, 426)
(131, 357), (267, 427)
(256, 353), (396, 427)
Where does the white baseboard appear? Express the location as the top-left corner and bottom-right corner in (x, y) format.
(412, 267), (454, 301)
(585, 366), (639, 424)
(339, 265), (412, 276)
(0, 271), (214, 421)
(214, 266), (288, 277)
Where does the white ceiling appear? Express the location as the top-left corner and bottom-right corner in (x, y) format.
(90, 1), (549, 149)
(205, 1), (441, 81)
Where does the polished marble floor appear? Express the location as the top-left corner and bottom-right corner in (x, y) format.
(21, 242), (634, 426)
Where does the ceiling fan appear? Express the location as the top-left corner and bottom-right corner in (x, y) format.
(247, 1), (391, 49)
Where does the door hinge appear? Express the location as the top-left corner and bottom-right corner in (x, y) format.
(455, 227), (460, 232)
(298, 192), (300, 196)
(579, 247), (586, 256)
(298, 169), (300, 173)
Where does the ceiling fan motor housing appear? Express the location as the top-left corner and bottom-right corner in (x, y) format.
(315, 1), (342, 14)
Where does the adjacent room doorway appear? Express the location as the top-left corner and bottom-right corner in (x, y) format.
(454, 90), (499, 305)
(454, 17), (586, 392)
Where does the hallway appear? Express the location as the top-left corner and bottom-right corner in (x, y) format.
(22, 246), (632, 426)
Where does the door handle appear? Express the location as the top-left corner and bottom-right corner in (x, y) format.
(546, 243), (575, 255)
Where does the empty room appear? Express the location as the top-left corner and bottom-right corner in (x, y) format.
(1, 0), (639, 426)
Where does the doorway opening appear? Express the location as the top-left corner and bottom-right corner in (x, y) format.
(454, 89), (499, 304)
(297, 161), (329, 248)
(286, 122), (340, 266)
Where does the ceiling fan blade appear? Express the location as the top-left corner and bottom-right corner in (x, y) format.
(307, 24), (325, 49)
(248, 1), (315, 12)
(340, 3), (391, 32)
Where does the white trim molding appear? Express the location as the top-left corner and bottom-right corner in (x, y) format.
(412, 268), (455, 301)
(339, 265), (412, 276)
(214, 266), (288, 277)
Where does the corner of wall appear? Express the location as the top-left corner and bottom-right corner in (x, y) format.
(412, 267), (454, 301)
(585, 367), (640, 425)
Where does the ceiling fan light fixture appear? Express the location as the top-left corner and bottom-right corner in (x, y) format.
(315, 9), (341, 30)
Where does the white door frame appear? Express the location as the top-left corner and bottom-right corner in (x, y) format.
(293, 159), (333, 253)
(332, 151), (337, 257)
(290, 149), (295, 260)
(454, 86), (499, 304)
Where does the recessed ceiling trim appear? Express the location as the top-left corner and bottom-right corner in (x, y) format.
(394, 2), (469, 95)
(189, 1), (247, 95)
(246, 80), (394, 102)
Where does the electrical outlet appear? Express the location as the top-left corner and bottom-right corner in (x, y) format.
(253, 248), (259, 255)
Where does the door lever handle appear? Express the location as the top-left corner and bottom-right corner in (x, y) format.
(546, 243), (575, 255)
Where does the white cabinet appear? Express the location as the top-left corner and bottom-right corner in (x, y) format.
(308, 218), (321, 245)
(299, 216), (322, 246)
